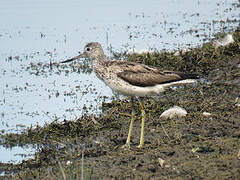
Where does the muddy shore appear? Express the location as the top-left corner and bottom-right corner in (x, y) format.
(0, 29), (240, 179)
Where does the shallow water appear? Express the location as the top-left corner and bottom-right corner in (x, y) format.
(0, 0), (239, 163)
(0, 145), (34, 164)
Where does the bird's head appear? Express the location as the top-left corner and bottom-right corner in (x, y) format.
(60, 42), (104, 63)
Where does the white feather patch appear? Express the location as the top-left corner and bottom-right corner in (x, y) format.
(160, 106), (187, 119)
(213, 34), (234, 48)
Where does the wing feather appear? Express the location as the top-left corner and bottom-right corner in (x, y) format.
(105, 60), (197, 87)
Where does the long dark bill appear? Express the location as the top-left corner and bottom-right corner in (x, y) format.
(60, 54), (85, 63)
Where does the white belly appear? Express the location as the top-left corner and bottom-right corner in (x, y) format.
(104, 78), (196, 97)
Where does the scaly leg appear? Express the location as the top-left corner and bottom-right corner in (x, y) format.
(137, 100), (146, 148)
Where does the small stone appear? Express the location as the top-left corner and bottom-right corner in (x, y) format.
(202, 112), (211, 117)
(158, 157), (165, 168)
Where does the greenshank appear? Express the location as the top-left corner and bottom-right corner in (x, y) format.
(61, 42), (198, 148)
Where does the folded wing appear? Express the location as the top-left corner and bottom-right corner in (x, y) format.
(107, 61), (197, 87)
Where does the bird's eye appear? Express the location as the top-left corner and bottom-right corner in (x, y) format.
(86, 47), (91, 51)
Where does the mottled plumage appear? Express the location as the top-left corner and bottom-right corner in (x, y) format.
(61, 42), (198, 148)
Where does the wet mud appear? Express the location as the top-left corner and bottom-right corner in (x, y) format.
(0, 29), (240, 179)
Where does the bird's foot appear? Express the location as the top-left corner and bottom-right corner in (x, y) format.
(137, 143), (144, 149)
(121, 143), (131, 149)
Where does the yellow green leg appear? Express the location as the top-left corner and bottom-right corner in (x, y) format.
(137, 100), (146, 148)
(122, 99), (135, 149)
(124, 109), (135, 148)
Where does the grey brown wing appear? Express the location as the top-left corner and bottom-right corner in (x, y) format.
(117, 70), (196, 87)
(107, 60), (197, 87)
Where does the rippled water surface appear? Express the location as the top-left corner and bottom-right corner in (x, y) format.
(0, 0), (239, 163)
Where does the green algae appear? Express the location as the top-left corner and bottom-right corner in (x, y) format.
(1, 30), (240, 179)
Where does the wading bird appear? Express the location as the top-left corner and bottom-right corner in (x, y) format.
(61, 42), (198, 148)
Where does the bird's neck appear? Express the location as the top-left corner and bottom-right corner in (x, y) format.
(92, 56), (108, 81)
(92, 54), (107, 66)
